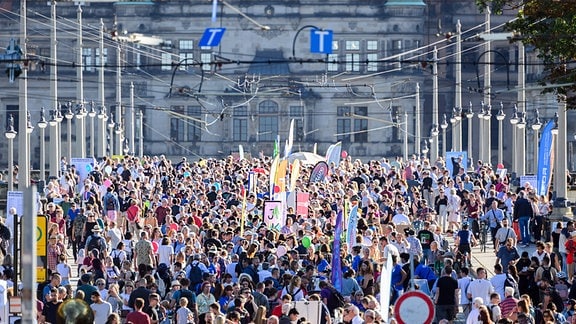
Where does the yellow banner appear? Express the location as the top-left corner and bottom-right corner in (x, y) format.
(36, 215), (48, 257)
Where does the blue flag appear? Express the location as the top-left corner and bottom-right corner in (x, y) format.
(346, 205), (358, 254)
(537, 120), (555, 196)
(331, 210), (343, 291)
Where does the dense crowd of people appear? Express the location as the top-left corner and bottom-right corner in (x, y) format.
(0, 153), (572, 324)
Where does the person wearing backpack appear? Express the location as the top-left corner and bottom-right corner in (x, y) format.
(535, 255), (557, 292)
(102, 186), (120, 226)
(187, 255), (208, 291)
(84, 226), (107, 257)
(319, 280), (345, 314)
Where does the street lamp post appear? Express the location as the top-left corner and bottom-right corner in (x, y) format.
(97, 106), (106, 157)
(483, 105), (492, 165)
(37, 108), (48, 182)
(496, 103), (505, 167)
(107, 112), (115, 155)
(510, 105), (519, 172)
(65, 102), (74, 163)
(5, 114), (17, 191)
(88, 102), (96, 158)
(531, 109), (542, 174)
(477, 102), (486, 163)
(551, 98), (573, 219)
(26, 113), (34, 181)
(75, 103), (87, 158)
(466, 102), (474, 168)
(441, 114), (448, 157)
(123, 138), (130, 156)
(48, 109), (59, 177)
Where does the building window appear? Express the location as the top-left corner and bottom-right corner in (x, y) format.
(179, 40), (194, 71)
(161, 53), (172, 71)
(179, 40), (193, 51)
(200, 52), (211, 71)
(327, 53), (338, 72)
(353, 106), (368, 143)
(179, 53), (194, 71)
(170, 106), (185, 141)
(258, 100), (278, 141)
(346, 40), (359, 51)
(186, 106), (202, 142)
(233, 106), (248, 141)
(170, 105), (201, 142)
(367, 40), (378, 51)
(289, 105), (304, 141)
(336, 106), (351, 142)
(346, 53), (359, 72)
(161, 40), (172, 50)
(366, 40), (379, 72)
(336, 106), (368, 143)
(367, 53), (378, 72)
(82, 48), (93, 72)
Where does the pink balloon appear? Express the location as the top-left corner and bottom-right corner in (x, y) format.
(152, 241), (159, 253)
(103, 179), (112, 188)
(341, 151), (348, 158)
(274, 185), (280, 193)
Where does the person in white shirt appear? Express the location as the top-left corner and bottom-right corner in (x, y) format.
(466, 297), (484, 324)
(90, 291), (112, 324)
(458, 267), (473, 317)
(467, 267), (494, 305)
(391, 206), (411, 225)
(489, 264), (507, 300)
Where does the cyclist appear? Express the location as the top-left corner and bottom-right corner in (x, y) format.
(465, 194), (483, 239)
(454, 223), (478, 267)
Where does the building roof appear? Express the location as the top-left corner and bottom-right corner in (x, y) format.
(385, 0), (426, 6)
(247, 49), (291, 75)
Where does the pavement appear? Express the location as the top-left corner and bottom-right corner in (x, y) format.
(451, 233), (538, 323)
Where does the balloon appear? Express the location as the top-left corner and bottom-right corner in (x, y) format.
(152, 241), (159, 253)
(302, 236), (312, 248)
(103, 179), (112, 188)
(104, 165), (113, 175)
(276, 245), (287, 257)
(341, 150), (348, 158)
(183, 171), (191, 178)
(497, 163), (504, 169)
(169, 223), (178, 232)
(86, 164), (93, 172)
(274, 185), (280, 193)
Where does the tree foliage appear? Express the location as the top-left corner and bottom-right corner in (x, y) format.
(476, 0), (576, 107)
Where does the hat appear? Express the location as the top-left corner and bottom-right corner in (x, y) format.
(92, 225), (103, 233)
(403, 228), (415, 236)
(244, 231), (254, 237)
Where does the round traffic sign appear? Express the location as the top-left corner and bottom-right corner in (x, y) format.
(394, 291), (435, 324)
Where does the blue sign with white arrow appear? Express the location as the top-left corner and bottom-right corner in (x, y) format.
(310, 29), (333, 54)
(199, 28), (226, 47)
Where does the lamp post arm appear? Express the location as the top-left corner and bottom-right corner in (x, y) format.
(292, 25), (320, 59)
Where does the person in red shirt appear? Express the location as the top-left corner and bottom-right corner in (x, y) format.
(271, 294), (292, 318)
(126, 297), (151, 324)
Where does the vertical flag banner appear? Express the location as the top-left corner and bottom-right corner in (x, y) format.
(275, 159), (288, 192)
(263, 201), (283, 231)
(289, 159), (301, 192)
(296, 192), (310, 216)
(240, 187), (247, 236)
(248, 171), (256, 196)
(346, 205), (358, 253)
(325, 142), (342, 166)
(309, 161), (329, 183)
(269, 156), (280, 195)
(537, 120), (555, 196)
(331, 210), (344, 291)
(380, 253), (393, 323)
(273, 134), (280, 158)
(239, 144), (245, 161)
(285, 119), (295, 158)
